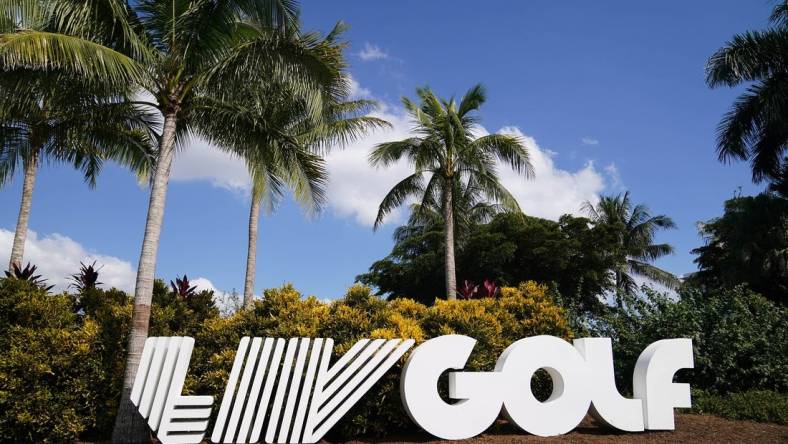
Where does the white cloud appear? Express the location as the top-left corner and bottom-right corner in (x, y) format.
(604, 163), (624, 191)
(324, 103), (415, 226)
(192, 277), (242, 316)
(170, 136), (251, 192)
(348, 75), (372, 99)
(357, 42), (389, 61)
(494, 127), (606, 220)
(164, 79), (614, 225)
(581, 137), (600, 146)
(0, 228), (136, 292)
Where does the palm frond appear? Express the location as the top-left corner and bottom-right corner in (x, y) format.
(374, 172), (425, 229)
(0, 30), (146, 86)
(628, 260), (680, 290)
(706, 29), (788, 88)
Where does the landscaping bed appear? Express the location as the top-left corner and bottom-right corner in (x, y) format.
(334, 414), (787, 443)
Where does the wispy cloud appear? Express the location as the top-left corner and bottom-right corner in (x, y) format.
(604, 163), (624, 191)
(581, 137), (600, 146)
(357, 42), (389, 61)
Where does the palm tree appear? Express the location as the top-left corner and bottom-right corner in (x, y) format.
(200, 86), (387, 308)
(393, 175), (506, 246)
(706, 1), (788, 185)
(0, 72), (154, 271)
(2, 1), (348, 440)
(582, 191), (679, 301)
(370, 84), (532, 300)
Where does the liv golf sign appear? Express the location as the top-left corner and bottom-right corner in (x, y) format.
(132, 335), (693, 443)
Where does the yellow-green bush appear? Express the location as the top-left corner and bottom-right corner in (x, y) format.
(0, 279), (105, 443)
(0, 278), (224, 442)
(190, 282), (572, 438)
(0, 279), (572, 441)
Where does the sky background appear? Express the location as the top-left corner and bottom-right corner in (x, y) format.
(0, 1), (770, 301)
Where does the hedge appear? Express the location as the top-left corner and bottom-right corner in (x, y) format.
(0, 279), (572, 441)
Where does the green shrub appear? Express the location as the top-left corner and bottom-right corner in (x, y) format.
(14, 277), (785, 440)
(692, 390), (788, 425)
(187, 282), (572, 439)
(0, 279), (103, 442)
(0, 276), (223, 442)
(590, 285), (788, 395)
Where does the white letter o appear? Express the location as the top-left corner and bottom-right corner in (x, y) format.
(495, 335), (591, 437)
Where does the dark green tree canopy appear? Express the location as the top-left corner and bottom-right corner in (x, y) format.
(357, 211), (622, 312)
(583, 191), (679, 299)
(689, 192), (788, 305)
(706, 0), (788, 186)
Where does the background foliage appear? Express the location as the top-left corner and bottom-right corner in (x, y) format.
(358, 212), (622, 312)
(0, 275), (785, 442)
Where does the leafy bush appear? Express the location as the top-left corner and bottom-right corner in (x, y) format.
(0, 279), (102, 442)
(358, 212), (622, 312)
(0, 276), (222, 442)
(589, 285), (788, 395)
(5, 274), (784, 441)
(692, 390), (788, 425)
(188, 282), (572, 439)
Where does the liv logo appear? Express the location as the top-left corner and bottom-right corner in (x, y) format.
(131, 337), (414, 444)
(132, 335), (693, 443)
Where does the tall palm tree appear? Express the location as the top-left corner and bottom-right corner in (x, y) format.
(706, 1), (788, 185)
(0, 72), (155, 271)
(582, 191), (679, 301)
(2, 1), (348, 440)
(1, 3), (154, 271)
(200, 86), (387, 308)
(370, 84), (532, 300)
(393, 175), (506, 246)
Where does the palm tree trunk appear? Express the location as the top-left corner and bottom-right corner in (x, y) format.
(112, 111), (178, 443)
(443, 182), (457, 300)
(243, 196), (261, 309)
(8, 153), (38, 270)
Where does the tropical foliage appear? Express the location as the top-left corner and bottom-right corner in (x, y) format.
(582, 191), (679, 300)
(0, 70), (154, 270)
(0, 277), (574, 441)
(370, 84), (532, 300)
(588, 285), (787, 396)
(706, 0), (788, 188)
(234, 88), (388, 307)
(2, 0), (357, 438)
(359, 211), (622, 312)
(3, 262), (53, 291)
(689, 192), (787, 304)
(69, 261), (103, 292)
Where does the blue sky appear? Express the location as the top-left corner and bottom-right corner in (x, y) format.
(0, 1), (769, 300)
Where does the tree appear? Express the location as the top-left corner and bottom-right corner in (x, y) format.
(358, 212), (620, 311)
(370, 84), (532, 300)
(2, 1), (350, 440)
(210, 87), (388, 308)
(392, 174), (507, 245)
(0, 17), (154, 272)
(582, 191), (679, 301)
(706, 1), (788, 186)
(689, 193), (787, 305)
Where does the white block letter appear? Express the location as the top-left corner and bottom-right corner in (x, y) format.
(633, 339), (694, 430)
(573, 338), (644, 431)
(496, 335), (591, 437)
(400, 335), (502, 440)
